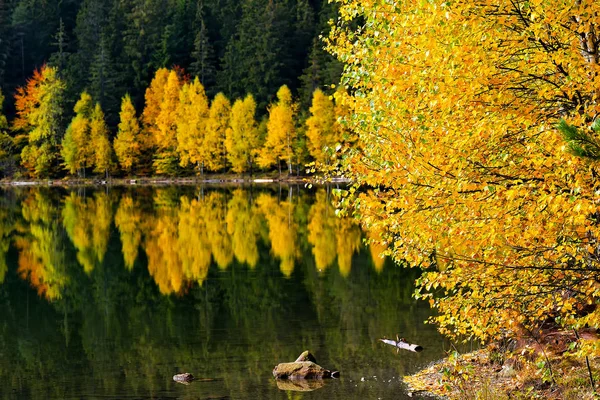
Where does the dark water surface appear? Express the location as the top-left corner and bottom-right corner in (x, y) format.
(0, 185), (448, 399)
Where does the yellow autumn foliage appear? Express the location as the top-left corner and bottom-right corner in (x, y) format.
(329, 0), (600, 341)
(176, 77), (210, 170)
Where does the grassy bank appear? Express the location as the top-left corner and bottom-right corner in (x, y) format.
(404, 331), (600, 399)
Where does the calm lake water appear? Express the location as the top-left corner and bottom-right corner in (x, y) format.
(0, 185), (449, 399)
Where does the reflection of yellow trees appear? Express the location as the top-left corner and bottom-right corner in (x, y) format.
(143, 190), (239, 294)
(178, 197), (211, 285)
(202, 192), (233, 270)
(114, 195), (143, 270)
(16, 192), (67, 300)
(257, 193), (298, 277)
(368, 230), (388, 273)
(144, 190), (184, 294)
(336, 218), (361, 277)
(308, 189), (361, 276)
(308, 190), (337, 272)
(0, 206), (13, 284)
(62, 192), (113, 273)
(227, 190), (261, 268)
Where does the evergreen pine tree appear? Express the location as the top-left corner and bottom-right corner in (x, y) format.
(190, 0), (216, 94)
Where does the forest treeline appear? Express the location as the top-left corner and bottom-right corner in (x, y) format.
(1, 65), (347, 178)
(0, 0), (343, 178)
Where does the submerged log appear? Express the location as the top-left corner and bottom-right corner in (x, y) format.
(273, 351), (340, 380)
(380, 338), (423, 353)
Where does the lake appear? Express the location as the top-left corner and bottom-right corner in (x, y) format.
(0, 184), (449, 399)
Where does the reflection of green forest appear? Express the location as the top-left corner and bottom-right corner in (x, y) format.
(0, 186), (445, 400)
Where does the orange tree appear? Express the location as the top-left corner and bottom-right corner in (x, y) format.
(328, 0), (600, 347)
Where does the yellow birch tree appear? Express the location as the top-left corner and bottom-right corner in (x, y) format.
(328, 0), (600, 345)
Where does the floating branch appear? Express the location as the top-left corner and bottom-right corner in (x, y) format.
(379, 336), (423, 353)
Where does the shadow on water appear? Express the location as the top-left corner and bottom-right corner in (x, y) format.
(0, 185), (450, 399)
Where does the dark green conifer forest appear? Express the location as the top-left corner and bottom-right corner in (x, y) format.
(0, 0), (343, 178)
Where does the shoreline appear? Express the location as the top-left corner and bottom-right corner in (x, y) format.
(0, 175), (352, 187)
(404, 330), (600, 399)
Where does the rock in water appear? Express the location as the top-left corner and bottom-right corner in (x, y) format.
(273, 351), (339, 380)
(273, 361), (333, 379)
(295, 350), (317, 363)
(173, 373), (195, 384)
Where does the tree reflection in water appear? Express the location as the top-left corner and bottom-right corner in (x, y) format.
(0, 185), (446, 400)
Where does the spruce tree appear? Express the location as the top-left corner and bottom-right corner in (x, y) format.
(298, 1), (342, 108)
(190, 0), (216, 94)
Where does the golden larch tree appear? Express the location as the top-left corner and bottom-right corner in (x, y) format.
(62, 91), (94, 176)
(154, 70), (182, 174)
(90, 103), (113, 177)
(114, 94), (143, 174)
(176, 77), (210, 174)
(305, 89), (337, 166)
(225, 94), (260, 173)
(259, 85), (297, 175)
(15, 65), (66, 177)
(204, 93), (231, 172)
